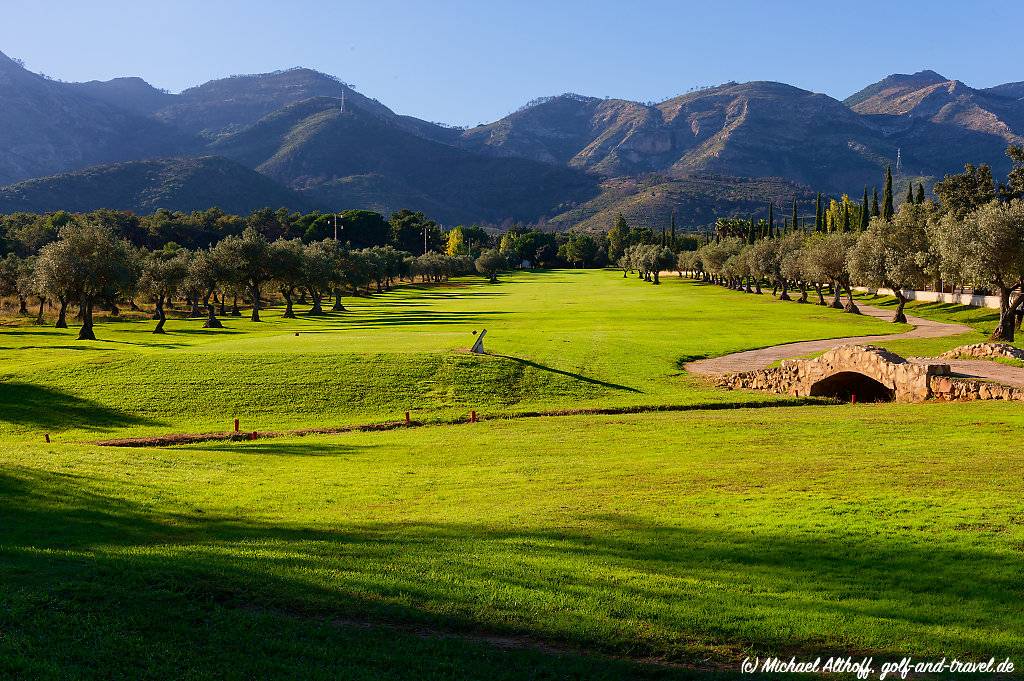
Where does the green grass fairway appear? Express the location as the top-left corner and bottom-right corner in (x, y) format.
(3, 270), (1019, 678)
(0, 271), (903, 441)
(3, 405), (1023, 678)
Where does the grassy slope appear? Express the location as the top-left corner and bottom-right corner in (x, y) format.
(0, 271), (902, 442)
(5, 271), (1020, 678)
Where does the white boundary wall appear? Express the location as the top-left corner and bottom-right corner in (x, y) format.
(854, 287), (1001, 310)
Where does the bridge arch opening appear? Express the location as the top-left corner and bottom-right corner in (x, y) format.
(809, 371), (895, 403)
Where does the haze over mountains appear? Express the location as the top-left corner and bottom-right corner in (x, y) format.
(0, 49), (1020, 229)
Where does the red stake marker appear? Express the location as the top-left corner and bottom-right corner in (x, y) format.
(234, 418), (240, 433)
(250, 431), (257, 441)
(470, 410), (477, 423)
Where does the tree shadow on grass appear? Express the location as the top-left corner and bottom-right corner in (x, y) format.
(0, 383), (158, 432)
(294, 310), (510, 331)
(1, 468), (1019, 677)
(180, 441), (378, 457)
(493, 354), (641, 393)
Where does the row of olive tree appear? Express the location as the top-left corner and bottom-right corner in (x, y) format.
(674, 199), (1024, 341)
(1, 223), (478, 340)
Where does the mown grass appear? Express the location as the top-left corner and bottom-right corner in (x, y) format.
(2, 405), (1022, 678)
(0, 271), (902, 441)
(2, 270), (1018, 678)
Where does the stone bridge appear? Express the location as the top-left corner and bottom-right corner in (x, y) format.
(714, 345), (1024, 403)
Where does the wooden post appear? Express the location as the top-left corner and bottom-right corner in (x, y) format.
(470, 410), (477, 423)
(250, 431), (257, 441)
(44, 433), (50, 444)
(234, 418), (240, 433)
(405, 411), (411, 426)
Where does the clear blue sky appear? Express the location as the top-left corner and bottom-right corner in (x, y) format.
(1, 0), (1020, 126)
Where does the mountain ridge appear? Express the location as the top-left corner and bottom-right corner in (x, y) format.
(0, 51), (1020, 228)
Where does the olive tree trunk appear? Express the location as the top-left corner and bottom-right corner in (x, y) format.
(281, 288), (295, 319)
(842, 282), (860, 314)
(309, 292), (325, 315)
(332, 289), (346, 312)
(78, 297), (97, 341)
(55, 297), (69, 328)
(991, 287), (1024, 342)
(250, 284), (261, 322)
(203, 293), (223, 328)
(891, 288), (908, 324)
(154, 296), (167, 334)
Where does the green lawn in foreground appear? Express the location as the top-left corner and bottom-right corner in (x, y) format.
(0, 271), (903, 441)
(2, 404), (1022, 678)
(2, 271), (1018, 678)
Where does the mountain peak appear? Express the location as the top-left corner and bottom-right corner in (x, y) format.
(912, 69), (949, 82)
(844, 70), (950, 108)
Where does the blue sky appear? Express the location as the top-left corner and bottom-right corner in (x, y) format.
(1, 0), (1020, 126)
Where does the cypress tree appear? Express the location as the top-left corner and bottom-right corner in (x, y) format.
(815, 192), (823, 231)
(882, 165), (895, 221)
(791, 196), (798, 231)
(872, 187), (880, 217)
(767, 203), (774, 235)
(915, 183), (925, 204)
(842, 203), (850, 232)
(860, 187), (870, 229)
(747, 219), (756, 245)
(905, 182), (914, 206)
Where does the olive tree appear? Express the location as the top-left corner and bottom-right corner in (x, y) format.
(35, 241), (80, 328)
(138, 247), (188, 333)
(214, 228), (272, 321)
(475, 249), (506, 283)
(777, 232), (809, 303)
(302, 240), (336, 315)
(16, 256), (46, 323)
(803, 231), (860, 313)
(38, 222), (136, 340)
(932, 199), (1024, 340)
(187, 249), (225, 328)
(269, 238), (306, 319)
(849, 204), (935, 323)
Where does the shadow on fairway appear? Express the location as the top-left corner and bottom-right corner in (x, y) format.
(3, 468), (1015, 679)
(180, 442), (377, 457)
(493, 354), (641, 393)
(0, 383), (158, 432)
(0, 474), (688, 681)
(296, 310), (511, 330)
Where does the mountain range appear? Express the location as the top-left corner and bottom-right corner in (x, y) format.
(0, 49), (1021, 230)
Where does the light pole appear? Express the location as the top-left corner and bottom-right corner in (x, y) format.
(330, 213), (344, 241)
(423, 226), (428, 255)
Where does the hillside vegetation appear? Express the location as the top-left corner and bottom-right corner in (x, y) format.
(1, 51), (1022, 227)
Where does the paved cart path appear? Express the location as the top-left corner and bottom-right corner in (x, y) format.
(685, 303), (1024, 388)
